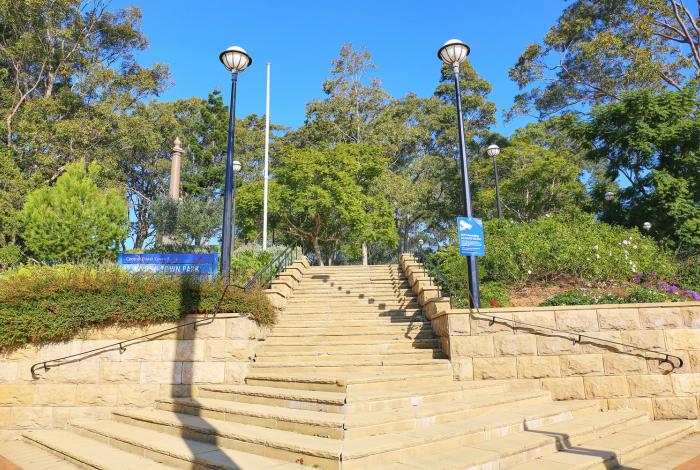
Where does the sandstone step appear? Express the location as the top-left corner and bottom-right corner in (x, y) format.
(289, 292), (414, 300)
(282, 303), (421, 312)
(621, 431), (700, 470)
(197, 384), (347, 413)
(0, 440), (82, 470)
(257, 338), (442, 353)
(254, 350), (445, 363)
(249, 360), (452, 375)
(293, 285), (411, 293)
(278, 309), (424, 318)
(342, 389), (555, 438)
(245, 370), (455, 393)
(22, 429), (172, 470)
(264, 332), (435, 345)
(112, 408), (342, 469)
(341, 408), (645, 469)
(67, 419), (310, 469)
(504, 419), (696, 470)
(156, 396), (344, 438)
(275, 318), (428, 328)
(270, 325), (433, 336)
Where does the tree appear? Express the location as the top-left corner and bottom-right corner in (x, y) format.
(0, 144), (26, 246)
(274, 144), (397, 265)
(509, 0), (700, 118)
(20, 162), (127, 263)
(150, 195), (222, 247)
(579, 85), (700, 253)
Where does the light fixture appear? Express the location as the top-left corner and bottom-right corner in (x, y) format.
(605, 191), (614, 202)
(232, 160), (242, 173)
(643, 222), (652, 231)
(486, 144), (501, 157)
(438, 39), (470, 65)
(219, 46), (252, 72)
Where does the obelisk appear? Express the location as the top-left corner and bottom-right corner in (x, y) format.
(169, 137), (183, 200)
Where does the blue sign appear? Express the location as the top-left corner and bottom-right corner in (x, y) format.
(457, 217), (485, 256)
(118, 253), (219, 277)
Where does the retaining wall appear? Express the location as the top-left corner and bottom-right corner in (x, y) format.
(400, 253), (700, 420)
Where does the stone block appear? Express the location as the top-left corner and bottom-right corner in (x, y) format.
(646, 351), (690, 375)
(450, 336), (493, 358)
(665, 330), (700, 350)
(470, 312), (514, 335)
(0, 384), (34, 405)
(34, 384), (76, 406)
(447, 314), (471, 335)
(265, 290), (286, 309)
(0, 363), (18, 383)
(578, 331), (622, 354)
(517, 356), (560, 379)
(424, 298), (450, 320)
(52, 406), (111, 429)
(559, 354), (604, 376)
(555, 309), (599, 332)
(35, 341), (83, 362)
(418, 286), (440, 305)
(116, 384), (158, 406)
(452, 358), (474, 381)
(75, 384), (118, 405)
(603, 353), (647, 375)
(430, 315), (449, 337)
(189, 318), (227, 339)
(183, 361), (225, 384)
(607, 398), (653, 416)
(226, 318), (266, 340)
(224, 362), (249, 384)
(493, 335), (537, 356)
(639, 307), (683, 329)
(597, 308), (640, 330)
(513, 310), (557, 333)
(652, 397), (699, 420)
(619, 330), (666, 350)
(541, 377), (585, 400)
(205, 340), (256, 361)
(627, 375), (673, 397)
(670, 374), (700, 396)
(583, 376), (630, 399)
(139, 361), (183, 384)
(118, 340), (163, 361)
(473, 357), (517, 380)
(161, 340), (206, 362)
(99, 362), (141, 383)
(536, 336), (581, 355)
(10, 407), (52, 429)
(681, 305), (700, 328)
(689, 351), (700, 373)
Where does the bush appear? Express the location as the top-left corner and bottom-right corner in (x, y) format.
(677, 255), (700, 291)
(625, 287), (670, 304)
(480, 282), (511, 308)
(0, 265), (274, 350)
(433, 212), (675, 287)
(540, 289), (624, 306)
(231, 244), (289, 283)
(0, 244), (21, 270)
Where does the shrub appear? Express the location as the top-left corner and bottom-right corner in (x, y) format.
(677, 255), (700, 292)
(231, 244), (289, 283)
(0, 265), (274, 350)
(480, 282), (511, 308)
(433, 212), (675, 287)
(625, 287), (670, 303)
(540, 289), (624, 306)
(0, 243), (21, 270)
(20, 162), (127, 264)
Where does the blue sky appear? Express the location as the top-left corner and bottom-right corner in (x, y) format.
(111, 0), (566, 136)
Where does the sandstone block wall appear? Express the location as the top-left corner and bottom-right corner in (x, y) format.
(400, 253), (700, 420)
(0, 256), (310, 440)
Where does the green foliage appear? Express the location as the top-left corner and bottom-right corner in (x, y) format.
(580, 86), (700, 252)
(540, 290), (624, 307)
(677, 255), (700, 291)
(0, 243), (21, 270)
(479, 282), (511, 308)
(231, 244), (288, 283)
(20, 162), (128, 264)
(150, 195), (222, 247)
(625, 287), (671, 304)
(0, 145), (26, 246)
(433, 212), (675, 289)
(0, 265), (274, 350)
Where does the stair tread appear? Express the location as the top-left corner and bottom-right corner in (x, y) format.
(252, 358), (449, 368)
(22, 429), (171, 470)
(0, 440), (82, 470)
(246, 369), (452, 384)
(198, 384), (347, 404)
(346, 381), (504, 403)
(68, 420), (309, 469)
(113, 408), (342, 458)
(158, 397), (344, 427)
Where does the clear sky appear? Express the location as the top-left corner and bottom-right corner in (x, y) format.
(111, 0), (566, 136)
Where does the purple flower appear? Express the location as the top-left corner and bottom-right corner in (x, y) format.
(632, 274), (643, 283)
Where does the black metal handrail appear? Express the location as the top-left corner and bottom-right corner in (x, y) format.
(412, 250), (684, 370)
(241, 246), (299, 290)
(30, 247), (302, 378)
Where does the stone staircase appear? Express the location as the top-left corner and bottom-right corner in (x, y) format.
(4, 264), (698, 469)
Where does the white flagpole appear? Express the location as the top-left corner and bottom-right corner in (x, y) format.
(262, 62), (271, 250)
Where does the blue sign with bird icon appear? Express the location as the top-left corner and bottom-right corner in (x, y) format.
(457, 217), (485, 256)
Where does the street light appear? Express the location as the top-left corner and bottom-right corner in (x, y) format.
(605, 191), (614, 202)
(643, 222), (652, 231)
(438, 38), (480, 308)
(486, 144), (502, 219)
(219, 45), (252, 282)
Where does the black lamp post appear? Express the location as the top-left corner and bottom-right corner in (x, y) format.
(438, 39), (480, 308)
(219, 45), (252, 282)
(486, 144), (502, 219)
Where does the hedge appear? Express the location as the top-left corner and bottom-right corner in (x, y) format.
(0, 265), (275, 350)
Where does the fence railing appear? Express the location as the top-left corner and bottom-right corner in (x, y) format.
(413, 249), (684, 370)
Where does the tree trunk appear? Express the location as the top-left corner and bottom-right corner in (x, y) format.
(311, 237), (324, 266)
(362, 243), (368, 265)
(133, 224), (150, 250)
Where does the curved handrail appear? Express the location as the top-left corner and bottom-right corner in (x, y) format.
(241, 246), (298, 290)
(413, 249), (684, 370)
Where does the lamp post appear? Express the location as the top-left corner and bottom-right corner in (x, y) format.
(438, 39), (480, 308)
(486, 144), (502, 219)
(219, 45), (252, 282)
(605, 191), (615, 202)
(643, 222), (652, 231)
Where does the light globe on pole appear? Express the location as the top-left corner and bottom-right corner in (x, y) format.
(605, 191), (615, 202)
(438, 39), (470, 64)
(232, 160), (242, 173)
(643, 222), (652, 231)
(486, 144), (500, 157)
(219, 46), (252, 72)
(486, 144), (503, 219)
